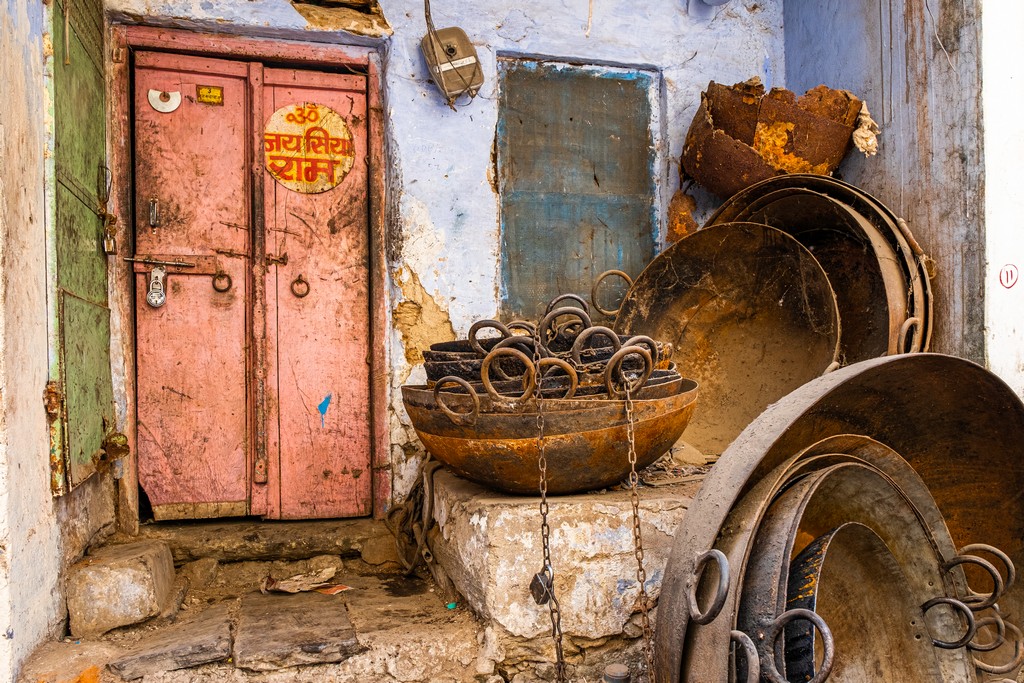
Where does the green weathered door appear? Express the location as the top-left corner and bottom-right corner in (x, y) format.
(48, 0), (115, 493)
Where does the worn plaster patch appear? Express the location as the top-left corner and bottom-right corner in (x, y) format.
(393, 267), (455, 365)
(290, 1), (393, 36)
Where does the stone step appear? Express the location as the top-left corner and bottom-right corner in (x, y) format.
(108, 603), (232, 680)
(129, 519), (397, 565)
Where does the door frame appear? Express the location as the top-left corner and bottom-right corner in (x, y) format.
(107, 25), (391, 531)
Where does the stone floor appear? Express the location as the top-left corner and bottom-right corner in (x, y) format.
(21, 552), (487, 683)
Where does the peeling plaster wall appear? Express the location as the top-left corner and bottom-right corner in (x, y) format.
(100, 0), (786, 502)
(0, 1), (63, 677)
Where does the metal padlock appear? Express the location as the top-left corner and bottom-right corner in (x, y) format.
(146, 266), (167, 308)
(530, 569), (553, 605)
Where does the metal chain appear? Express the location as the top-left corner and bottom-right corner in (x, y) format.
(534, 325), (567, 682)
(626, 385), (656, 681)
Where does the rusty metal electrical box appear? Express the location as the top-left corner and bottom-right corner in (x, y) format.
(420, 26), (483, 105)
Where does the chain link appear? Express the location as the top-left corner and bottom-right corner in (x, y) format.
(534, 325), (567, 682)
(626, 386), (656, 681)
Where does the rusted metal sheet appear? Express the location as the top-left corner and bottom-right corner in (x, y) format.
(262, 68), (372, 519)
(615, 222), (840, 456)
(50, 0), (114, 492)
(134, 52), (251, 519)
(497, 59), (656, 319)
(681, 80), (860, 199)
(655, 354), (1024, 682)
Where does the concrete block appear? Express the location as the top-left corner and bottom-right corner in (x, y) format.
(430, 471), (700, 641)
(66, 540), (175, 638)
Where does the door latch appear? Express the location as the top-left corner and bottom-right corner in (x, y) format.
(146, 266), (167, 308)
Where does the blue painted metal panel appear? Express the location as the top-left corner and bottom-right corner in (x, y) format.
(497, 59), (656, 319)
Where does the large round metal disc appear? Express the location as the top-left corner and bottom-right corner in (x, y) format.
(614, 222), (840, 456)
(655, 354), (1024, 683)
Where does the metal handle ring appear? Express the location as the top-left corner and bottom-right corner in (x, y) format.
(537, 358), (579, 399)
(539, 306), (593, 349)
(974, 620), (1024, 674)
(570, 325), (622, 365)
(960, 543), (1016, 593)
(604, 345), (653, 398)
(763, 609), (835, 683)
(730, 630), (760, 683)
(969, 613), (1007, 653)
(545, 293), (590, 316)
(212, 270), (232, 293)
(432, 376), (479, 426)
(290, 274), (310, 298)
(943, 554), (1005, 610)
(469, 319), (511, 357)
(591, 269), (634, 317)
(481, 347), (537, 401)
(923, 597), (977, 649)
(898, 316), (923, 354)
(492, 336), (547, 378)
(507, 320), (537, 337)
(687, 548), (730, 625)
(623, 335), (659, 365)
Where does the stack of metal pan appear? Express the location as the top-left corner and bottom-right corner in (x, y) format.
(402, 297), (699, 495)
(612, 174), (933, 459)
(655, 354), (1024, 683)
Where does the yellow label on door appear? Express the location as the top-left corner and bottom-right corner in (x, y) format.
(196, 85), (224, 106)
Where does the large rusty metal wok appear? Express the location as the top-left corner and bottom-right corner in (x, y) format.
(614, 222), (840, 456)
(403, 380), (698, 495)
(655, 354), (1024, 683)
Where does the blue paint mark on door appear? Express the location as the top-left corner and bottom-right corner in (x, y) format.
(317, 394), (332, 428)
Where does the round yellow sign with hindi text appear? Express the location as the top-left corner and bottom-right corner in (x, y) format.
(263, 103), (356, 194)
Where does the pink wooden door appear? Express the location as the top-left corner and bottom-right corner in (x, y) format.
(260, 69), (372, 519)
(133, 53), (372, 520)
(134, 52), (252, 520)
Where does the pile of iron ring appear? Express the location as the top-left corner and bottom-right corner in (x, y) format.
(400, 295), (699, 496)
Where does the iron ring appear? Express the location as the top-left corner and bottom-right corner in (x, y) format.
(969, 613), (1006, 652)
(433, 376), (479, 426)
(974, 621), (1024, 674)
(943, 554), (1005, 610)
(923, 597), (977, 649)
(570, 325), (622, 365)
(212, 271), (232, 293)
(468, 319), (511, 357)
(290, 274), (310, 298)
(536, 358), (579, 399)
(481, 347), (536, 401)
(763, 609), (835, 683)
(539, 306), (593, 349)
(960, 543), (1016, 593)
(545, 293), (590, 316)
(687, 548), (730, 625)
(591, 269), (633, 317)
(730, 630), (760, 683)
(604, 345), (653, 398)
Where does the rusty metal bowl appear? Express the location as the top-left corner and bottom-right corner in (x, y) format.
(402, 381), (698, 495)
(709, 173), (932, 353)
(709, 188), (909, 362)
(614, 222), (840, 456)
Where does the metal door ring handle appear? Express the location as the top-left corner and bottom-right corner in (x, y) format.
(212, 271), (232, 293)
(291, 274), (310, 298)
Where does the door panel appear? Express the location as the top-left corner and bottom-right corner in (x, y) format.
(134, 53), (251, 519)
(263, 69), (372, 519)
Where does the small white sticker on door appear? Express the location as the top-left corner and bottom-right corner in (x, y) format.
(148, 89), (182, 113)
